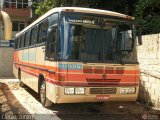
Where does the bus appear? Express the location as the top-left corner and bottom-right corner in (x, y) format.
(13, 7), (141, 107)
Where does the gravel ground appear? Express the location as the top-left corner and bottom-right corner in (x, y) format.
(0, 78), (160, 120)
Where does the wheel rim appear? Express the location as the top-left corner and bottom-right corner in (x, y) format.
(40, 83), (45, 103)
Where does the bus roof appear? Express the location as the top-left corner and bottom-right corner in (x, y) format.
(16, 7), (135, 37)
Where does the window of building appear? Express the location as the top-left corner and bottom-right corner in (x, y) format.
(20, 23), (25, 31)
(12, 21), (25, 31)
(12, 21), (19, 31)
(10, 0), (16, 8)
(4, 0), (9, 8)
(3, 0), (29, 9)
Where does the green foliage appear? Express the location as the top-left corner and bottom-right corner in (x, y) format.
(34, 0), (160, 35)
(34, 0), (135, 16)
(34, 0), (56, 16)
(135, 0), (160, 34)
(34, 0), (101, 16)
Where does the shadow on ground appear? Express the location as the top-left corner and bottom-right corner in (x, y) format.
(0, 79), (29, 119)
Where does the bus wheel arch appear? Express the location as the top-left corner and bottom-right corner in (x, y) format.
(38, 74), (52, 108)
(38, 74), (45, 93)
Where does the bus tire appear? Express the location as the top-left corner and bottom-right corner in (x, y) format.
(18, 69), (25, 87)
(40, 80), (52, 108)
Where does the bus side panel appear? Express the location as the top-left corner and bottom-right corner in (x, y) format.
(35, 45), (45, 92)
(46, 80), (57, 103)
(21, 49), (28, 86)
(13, 63), (18, 78)
(45, 61), (58, 103)
(27, 47), (38, 92)
(36, 45), (45, 68)
(13, 51), (18, 78)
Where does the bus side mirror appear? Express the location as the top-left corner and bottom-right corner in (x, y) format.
(136, 25), (142, 45)
(47, 25), (57, 41)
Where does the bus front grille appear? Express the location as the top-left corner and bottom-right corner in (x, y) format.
(90, 88), (117, 94)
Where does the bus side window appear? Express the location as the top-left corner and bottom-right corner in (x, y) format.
(30, 26), (37, 46)
(38, 19), (49, 44)
(24, 30), (30, 47)
(15, 38), (18, 49)
(19, 36), (22, 49)
(23, 32), (26, 47)
(21, 34), (25, 48)
(49, 13), (58, 26)
(17, 37), (19, 49)
(46, 25), (57, 60)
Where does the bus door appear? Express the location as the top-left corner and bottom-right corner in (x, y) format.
(44, 23), (58, 101)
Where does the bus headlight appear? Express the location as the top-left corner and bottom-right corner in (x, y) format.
(127, 87), (136, 94)
(120, 87), (136, 94)
(120, 88), (128, 94)
(75, 88), (85, 94)
(65, 88), (74, 94)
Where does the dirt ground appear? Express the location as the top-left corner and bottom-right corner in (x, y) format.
(0, 78), (160, 120)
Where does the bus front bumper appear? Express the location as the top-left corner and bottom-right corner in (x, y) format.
(54, 86), (139, 104)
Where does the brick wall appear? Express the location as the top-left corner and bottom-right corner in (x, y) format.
(2, 8), (31, 19)
(137, 34), (160, 109)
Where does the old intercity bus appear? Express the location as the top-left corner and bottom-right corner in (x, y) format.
(13, 7), (141, 107)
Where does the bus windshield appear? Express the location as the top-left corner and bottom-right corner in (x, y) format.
(59, 14), (135, 62)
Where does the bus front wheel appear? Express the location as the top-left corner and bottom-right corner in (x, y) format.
(40, 81), (52, 108)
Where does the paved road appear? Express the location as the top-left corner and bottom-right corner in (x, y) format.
(0, 78), (160, 120)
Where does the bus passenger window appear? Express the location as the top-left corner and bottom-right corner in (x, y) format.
(30, 27), (37, 46)
(15, 38), (18, 49)
(24, 31), (30, 47)
(21, 34), (25, 48)
(46, 26), (57, 60)
(38, 19), (49, 44)
(49, 13), (58, 26)
(19, 36), (22, 48)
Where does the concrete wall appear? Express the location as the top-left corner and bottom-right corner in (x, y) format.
(137, 33), (160, 109)
(0, 47), (14, 77)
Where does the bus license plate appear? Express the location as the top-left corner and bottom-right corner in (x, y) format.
(96, 95), (110, 101)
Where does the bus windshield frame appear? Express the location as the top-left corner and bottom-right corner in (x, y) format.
(58, 12), (136, 63)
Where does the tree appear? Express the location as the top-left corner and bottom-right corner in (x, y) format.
(135, 0), (160, 34)
(34, 0), (100, 16)
(34, 0), (56, 16)
(34, 0), (136, 16)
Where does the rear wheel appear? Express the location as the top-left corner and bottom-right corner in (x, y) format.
(40, 80), (52, 108)
(18, 69), (25, 87)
